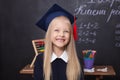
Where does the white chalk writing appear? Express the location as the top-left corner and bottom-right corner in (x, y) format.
(115, 30), (120, 35)
(77, 22), (99, 44)
(87, 0), (120, 8)
(75, 5), (106, 16)
(116, 24), (120, 28)
(107, 8), (120, 22)
(115, 42), (120, 47)
(74, 1), (120, 22)
(78, 38), (96, 44)
(115, 24), (120, 47)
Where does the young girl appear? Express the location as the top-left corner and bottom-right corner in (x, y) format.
(34, 4), (84, 80)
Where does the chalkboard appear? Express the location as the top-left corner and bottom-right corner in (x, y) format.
(35, 0), (120, 48)
(34, 0), (120, 65)
(74, 0), (120, 47)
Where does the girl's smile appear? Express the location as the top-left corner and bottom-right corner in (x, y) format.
(56, 38), (65, 42)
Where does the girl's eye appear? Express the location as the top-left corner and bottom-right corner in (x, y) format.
(54, 29), (59, 32)
(64, 30), (69, 33)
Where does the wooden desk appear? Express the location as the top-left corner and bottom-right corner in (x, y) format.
(20, 65), (116, 80)
(84, 66), (116, 80)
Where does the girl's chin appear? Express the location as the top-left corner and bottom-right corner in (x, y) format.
(53, 44), (66, 49)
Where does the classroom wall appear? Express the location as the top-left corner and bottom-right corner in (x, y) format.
(1, 0), (120, 80)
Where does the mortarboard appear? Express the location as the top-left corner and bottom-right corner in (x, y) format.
(36, 4), (78, 40)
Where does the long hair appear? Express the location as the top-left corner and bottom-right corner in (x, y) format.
(43, 16), (81, 80)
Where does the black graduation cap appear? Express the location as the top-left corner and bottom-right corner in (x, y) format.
(36, 4), (74, 32)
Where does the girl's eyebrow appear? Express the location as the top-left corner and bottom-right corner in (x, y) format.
(53, 27), (61, 30)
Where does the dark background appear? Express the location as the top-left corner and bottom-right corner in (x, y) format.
(1, 0), (120, 80)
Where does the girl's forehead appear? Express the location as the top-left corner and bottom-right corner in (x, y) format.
(52, 21), (70, 30)
(51, 16), (71, 26)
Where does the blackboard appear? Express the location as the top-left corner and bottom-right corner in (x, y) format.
(74, 0), (120, 47)
(34, 0), (120, 65)
(34, 2), (120, 79)
(35, 0), (120, 47)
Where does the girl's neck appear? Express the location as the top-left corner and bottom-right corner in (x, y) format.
(53, 46), (65, 57)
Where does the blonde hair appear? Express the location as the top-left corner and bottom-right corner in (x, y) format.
(43, 16), (81, 80)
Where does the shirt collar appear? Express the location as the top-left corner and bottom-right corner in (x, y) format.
(51, 51), (68, 63)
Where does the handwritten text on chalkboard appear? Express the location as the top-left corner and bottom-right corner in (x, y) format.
(75, 0), (120, 22)
(87, 0), (120, 7)
(77, 22), (100, 44)
(115, 24), (120, 47)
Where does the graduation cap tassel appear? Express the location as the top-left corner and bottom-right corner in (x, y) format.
(73, 16), (78, 41)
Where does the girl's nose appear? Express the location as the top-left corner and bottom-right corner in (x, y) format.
(58, 31), (64, 37)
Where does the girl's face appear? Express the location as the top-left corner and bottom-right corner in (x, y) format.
(50, 16), (71, 49)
